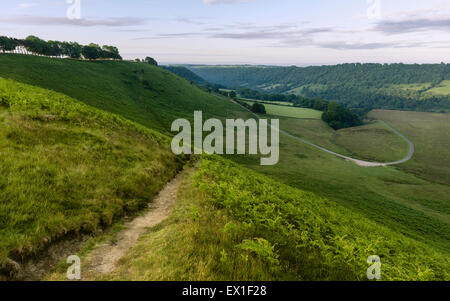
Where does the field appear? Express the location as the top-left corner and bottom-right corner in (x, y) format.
(244, 100), (322, 119)
(280, 118), (409, 163)
(390, 83), (432, 92)
(369, 110), (450, 185)
(286, 84), (328, 96)
(242, 99), (294, 106)
(228, 109), (450, 252)
(428, 80), (450, 95)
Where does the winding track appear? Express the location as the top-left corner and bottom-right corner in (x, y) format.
(231, 99), (415, 167)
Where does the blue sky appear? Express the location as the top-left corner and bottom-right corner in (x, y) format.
(1, 0), (449, 65)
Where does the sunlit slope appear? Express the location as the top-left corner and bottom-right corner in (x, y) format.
(0, 78), (184, 274)
(0, 54), (246, 134)
(94, 156), (449, 281)
(369, 110), (450, 185)
(229, 118), (450, 252)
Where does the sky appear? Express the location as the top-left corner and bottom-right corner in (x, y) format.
(1, 0), (450, 65)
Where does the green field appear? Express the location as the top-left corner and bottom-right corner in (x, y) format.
(242, 99), (294, 106)
(286, 84), (328, 96)
(1, 55), (449, 281)
(428, 80), (450, 95)
(391, 83), (432, 92)
(229, 110), (450, 252)
(279, 118), (410, 163)
(369, 110), (450, 185)
(244, 100), (322, 119)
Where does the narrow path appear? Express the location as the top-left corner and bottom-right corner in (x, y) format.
(231, 99), (415, 167)
(81, 170), (185, 278)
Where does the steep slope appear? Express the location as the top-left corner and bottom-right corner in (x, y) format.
(0, 78), (184, 278)
(162, 66), (209, 86)
(78, 156), (449, 281)
(0, 54), (246, 134)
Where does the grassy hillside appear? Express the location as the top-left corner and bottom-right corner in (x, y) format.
(280, 118), (409, 163)
(243, 100), (322, 119)
(0, 54), (247, 134)
(61, 156), (449, 281)
(428, 80), (450, 96)
(229, 113), (450, 252)
(162, 66), (209, 86)
(369, 110), (450, 185)
(1, 55), (449, 280)
(0, 78), (185, 276)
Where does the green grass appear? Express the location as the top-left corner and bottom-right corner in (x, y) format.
(0, 54), (247, 134)
(0, 78), (184, 270)
(80, 157), (449, 281)
(428, 80), (450, 95)
(369, 110), (450, 185)
(391, 83), (432, 92)
(228, 110), (450, 252)
(286, 84), (328, 96)
(1, 55), (449, 280)
(244, 100), (322, 119)
(242, 99), (294, 106)
(279, 118), (409, 163)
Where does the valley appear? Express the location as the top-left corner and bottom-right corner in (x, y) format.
(0, 54), (449, 281)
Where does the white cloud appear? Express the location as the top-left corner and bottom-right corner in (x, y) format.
(17, 3), (37, 9)
(203, 0), (254, 4)
(0, 15), (147, 27)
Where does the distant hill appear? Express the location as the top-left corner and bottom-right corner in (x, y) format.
(189, 63), (450, 112)
(162, 65), (208, 85)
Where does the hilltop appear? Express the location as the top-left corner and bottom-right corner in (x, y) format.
(0, 54), (247, 134)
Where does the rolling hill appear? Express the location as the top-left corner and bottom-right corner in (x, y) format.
(161, 65), (209, 86)
(0, 54), (449, 281)
(188, 64), (450, 112)
(0, 54), (247, 134)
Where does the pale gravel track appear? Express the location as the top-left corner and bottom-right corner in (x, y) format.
(80, 170), (186, 278)
(231, 99), (415, 167)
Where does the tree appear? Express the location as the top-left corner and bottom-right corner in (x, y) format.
(61, 42), (82, 58)
(321, 102), (361, 130)
(101, 45), (122, 60)
(102, 45), (119, 55)
(229, 91), (237, 99)
(0, 36), (15, 52)
(82, 45), (100, 60)
(24, 35), (49, 55)
(144, 57), (158, 66)
(251, 103), (266, 114)
(47, 40), (63, 57)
